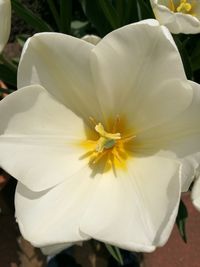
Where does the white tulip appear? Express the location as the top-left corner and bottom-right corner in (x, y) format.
(191, 177), (200, 211)
(0, 0), (11, 53)
(81, 34), (101, 45)
(150, 0), (200, 34)
(0, 20), (200, 254)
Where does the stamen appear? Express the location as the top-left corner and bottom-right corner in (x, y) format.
(169, 0), (175, 11)
(94, 122), (121, 153)
(112, 149), (122, 163)
(89, 116), (97, 126)
(90, 150), (107, 164)
(80, 116), (135, 173)
(177, 0), (192, 13)
(121, 135), (136, 143)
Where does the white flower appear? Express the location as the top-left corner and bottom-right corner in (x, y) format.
(0, 0), (11, 53)
(150, 0), (200, 34)
(191, 177), (200, 210)
(0, 20), (200, 254)
(191, 166), (200, 211)
(81, 34), (101, 45)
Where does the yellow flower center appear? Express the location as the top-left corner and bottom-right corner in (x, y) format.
(168, 0), (195, 14)
(80, 116), (136, 175)
(95, 122), (121, 152)
(177, 0), (192, 12)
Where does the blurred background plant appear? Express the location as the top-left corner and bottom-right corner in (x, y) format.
(0, 0), (200, 266)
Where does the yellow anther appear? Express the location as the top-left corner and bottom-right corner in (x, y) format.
(177, 0), (192, 13)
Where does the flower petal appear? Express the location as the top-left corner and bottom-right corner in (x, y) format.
(134, 81), (200, 191)
(18, 33), (103, 122)
(0, 0), (11, 52)
(82, 35), (101, 45)
(0, 85), (87, 191)
(80, 156), (180, 251)
(89, 20), (192, 130)
(192, 176), (200, 211)
(151, 1), (200, 34)
(15, 166), (96, 249)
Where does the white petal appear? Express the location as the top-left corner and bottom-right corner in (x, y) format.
(18, 33), (103, 122)
(89, 20), (191, 130)
(171, 13), (200, 34)
(129, 79), (192, 133)
(15, 166), (96, 249)
(80, 156), (180, 251)
(134, 81), (200, 192)
(0, 85), (87, 191)
(82, 35), (101, 45)
(192, 176), (200, 211)
(151, 1), (200, 34)
(0, 0), (11, 52)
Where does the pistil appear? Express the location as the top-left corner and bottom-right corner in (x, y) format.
(95, 123), (121, 152)
(80, 117), (137, 173)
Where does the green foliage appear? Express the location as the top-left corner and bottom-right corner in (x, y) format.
(11, 0), (53, 32)
(0, 63), (17, 87)
(173, 35), (193, 80)
(80, 0), (114, 36)
(176, 199), (188, 243)
(105, 244), (124, 265)
(60, 0), (72, 33)
(80, 0), (155, 36)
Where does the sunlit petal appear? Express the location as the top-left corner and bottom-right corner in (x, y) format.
(18, 33), (103, 122)
(0, 85), (87, 191)
(80, 156), (180, 251)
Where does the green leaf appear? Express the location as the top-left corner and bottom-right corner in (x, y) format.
(0, 64), (17, 87)
(0, 88), (15, 94)
(47, 0), (61, 30)
(16, 34), (30, 48)
(123, 0), (139, 24)
(190, 39), (200, 72)
(176, 199), (188, 243)
(137, 0), (155, 20)
(98, 0), (120, 29)
(60, 0), (72, 33)
(173, 35), (193, 80)
(11, 0), (53, 32)
(105, 244), (124, 265)
(115, 0), (125, 25)
(80, 0), (114, 36)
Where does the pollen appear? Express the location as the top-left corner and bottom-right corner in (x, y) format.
(177, 0), (192, 13)
(80, 116), (136, 176)
(168, 0), (195, 15)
